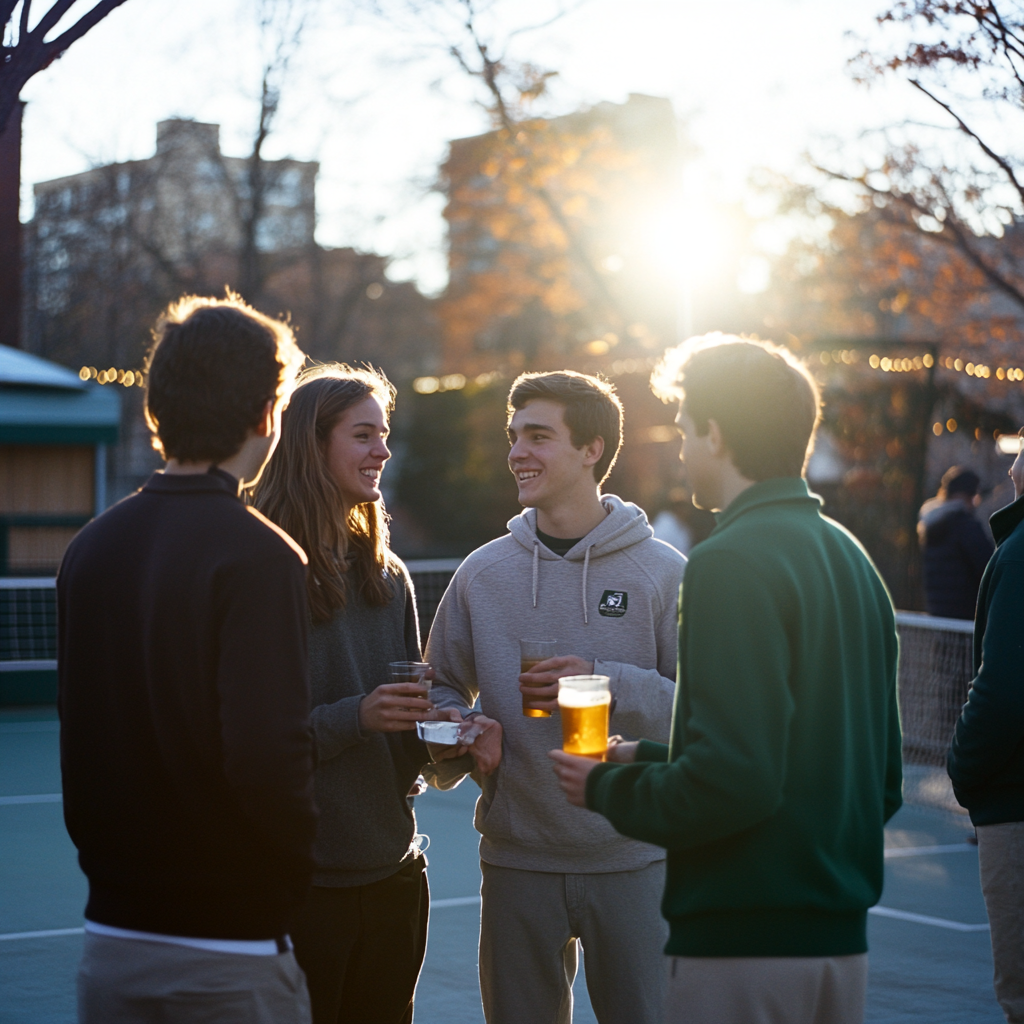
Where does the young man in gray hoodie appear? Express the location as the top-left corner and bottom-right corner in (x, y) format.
(425, 371), (686, 1024)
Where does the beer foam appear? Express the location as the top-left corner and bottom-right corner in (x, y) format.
(557, 688), (611, 708)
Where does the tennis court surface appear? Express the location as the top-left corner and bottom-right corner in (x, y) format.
(0, 703), (1005, 1024)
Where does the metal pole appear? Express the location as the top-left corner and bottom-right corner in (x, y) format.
(94, 444), (107, 517)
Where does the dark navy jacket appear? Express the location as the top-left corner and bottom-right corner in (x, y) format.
(948, 495), (1024, 825)
(920, 503), (993, 620)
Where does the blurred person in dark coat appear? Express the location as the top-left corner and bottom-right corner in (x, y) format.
(918, 467), (994, 619)
(948, 434), (1024, 1024)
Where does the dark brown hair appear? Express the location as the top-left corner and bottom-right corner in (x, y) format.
(508, 371), (624, 484)
(252, 364), (398, 624)
(144, 293), (303, 463)
(651, 333), (821, 481)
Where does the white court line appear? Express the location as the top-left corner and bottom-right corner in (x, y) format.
(0, 900), (985, 943)
(0, 793), (62, 805)
(431, 896), (481, 909)
(869, 906), (990, 932)
(884, 844), (976, 859)
(0, 898), (482, 943)
(0, 927), (84, 942)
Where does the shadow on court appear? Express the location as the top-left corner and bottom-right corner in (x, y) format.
(0, 706), (1003, 1024)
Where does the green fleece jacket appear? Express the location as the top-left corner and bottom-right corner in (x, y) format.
(586, 478), (902, 958)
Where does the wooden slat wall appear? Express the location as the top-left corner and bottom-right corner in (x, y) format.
(0, 446), (94, 573)
(7, 527), (83, 573)
(0, 446), (93, 514)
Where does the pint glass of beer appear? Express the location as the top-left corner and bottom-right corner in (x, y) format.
(389, 661), (432, 695)
(557, 675), (611, 758)
(519, 639), (558, 717)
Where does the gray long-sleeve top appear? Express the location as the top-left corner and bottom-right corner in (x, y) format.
(307, 563), (432, 886)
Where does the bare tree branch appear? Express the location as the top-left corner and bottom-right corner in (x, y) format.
(816, 163), (1024, 312)
(449, 0), (628, 328)
(0, 0), (131, 134)
(909, 78), (1024, 209)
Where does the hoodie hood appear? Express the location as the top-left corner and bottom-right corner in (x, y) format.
(507, 495), (655, 623)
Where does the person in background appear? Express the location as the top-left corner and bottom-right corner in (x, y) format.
(948, 431), (1024, 1024)
(426, 370), (685, 1024)
(59, 295), (317, 1024)
(552, 334), (902, 1024)
(918, 466), (994, 619)
(253, 364), (502, 1024)
(651, 486), (716, 557)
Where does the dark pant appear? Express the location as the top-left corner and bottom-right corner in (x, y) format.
(291, 858), (429, 1024)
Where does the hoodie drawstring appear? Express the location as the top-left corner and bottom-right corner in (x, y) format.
(582, 545), (593, 625)
(532, 541), (539, 609)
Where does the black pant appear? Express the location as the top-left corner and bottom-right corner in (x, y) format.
(291, 858), (429, 1024)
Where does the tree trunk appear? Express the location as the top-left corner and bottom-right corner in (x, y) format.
(0, 100), (23, 349)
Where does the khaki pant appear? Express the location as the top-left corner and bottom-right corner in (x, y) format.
(78, 932), (312, 1024)
(479, 860), (668, 1024)
(664, 952), (868, 1024)
(978, 821), (1024, 1023)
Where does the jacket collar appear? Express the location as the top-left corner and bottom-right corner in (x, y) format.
(712, 476), (822, 534)
(989, 493), (1024, 547)
(142, 466), (242, 498)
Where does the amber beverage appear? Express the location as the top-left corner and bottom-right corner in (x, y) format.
(388, 661), (431, 695)
(557, 675), (611, 758)
(519, 640), (557, 717)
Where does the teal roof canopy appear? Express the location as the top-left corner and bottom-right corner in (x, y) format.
(0, 345), (120, 445)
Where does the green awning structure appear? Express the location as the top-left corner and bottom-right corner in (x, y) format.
(0, 345), (120, 444)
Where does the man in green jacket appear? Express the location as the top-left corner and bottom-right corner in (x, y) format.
(948, 436), (1024, 1024)
(551, 334), (903, 1024)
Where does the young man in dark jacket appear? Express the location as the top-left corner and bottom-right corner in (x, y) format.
(918, 466), (993, 619)
(59, 296), (317, 1023)
(948, 437), (1024, 1024)
(552, 335), (902, 1024)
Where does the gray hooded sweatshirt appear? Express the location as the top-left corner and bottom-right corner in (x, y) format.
(426, 495), (686, 874)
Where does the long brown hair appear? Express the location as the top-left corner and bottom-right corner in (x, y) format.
(254, 364), (398, 624)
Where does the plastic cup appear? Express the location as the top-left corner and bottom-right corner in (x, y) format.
(389, 661), (431, 695)
(557, 675), (611, 758)
(519, 639), (558, 717)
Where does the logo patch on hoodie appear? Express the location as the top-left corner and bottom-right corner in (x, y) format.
(599, 590), (628, 618)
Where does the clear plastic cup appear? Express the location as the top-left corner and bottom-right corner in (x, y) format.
(519, 639), (558, 717)
(557, 675), (611, 758)
(389, 661), (431, 695)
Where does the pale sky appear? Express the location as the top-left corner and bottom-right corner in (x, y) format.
(18, 0), (930, 294)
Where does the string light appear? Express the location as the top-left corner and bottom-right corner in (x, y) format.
(79, 366), (145, 387)
(410, 359), (653, 396)
(860, 352), (1024, 382)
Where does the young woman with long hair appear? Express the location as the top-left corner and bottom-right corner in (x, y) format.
(253, 364), (500, 1024)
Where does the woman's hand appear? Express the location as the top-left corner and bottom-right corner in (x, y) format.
(358, 683), (433, 733)
(422, 706), (463, 723)
(463, 715), (503, 775)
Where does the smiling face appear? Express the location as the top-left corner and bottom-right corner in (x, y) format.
(508, 399), (601, 510)
(324, 394), (391, 514)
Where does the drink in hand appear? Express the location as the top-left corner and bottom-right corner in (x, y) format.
(519, 639), (558, 717)
(557, 675), (611, 758)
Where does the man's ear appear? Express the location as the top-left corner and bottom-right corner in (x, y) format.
(581, 435), (605, 469)
(706, 419), (727, 459)
(254, 399), (275, 439)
